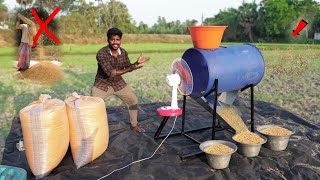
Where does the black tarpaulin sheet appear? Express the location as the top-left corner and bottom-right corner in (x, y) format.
(1, 98), (320, 180)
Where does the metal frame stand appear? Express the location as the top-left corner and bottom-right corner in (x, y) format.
(240, 83), (255, 132)
(154, 79), (255, 160)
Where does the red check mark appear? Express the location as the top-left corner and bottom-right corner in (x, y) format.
(31, 7), (61, 47)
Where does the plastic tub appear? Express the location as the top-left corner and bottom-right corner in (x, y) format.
(188, 26), (227, 49)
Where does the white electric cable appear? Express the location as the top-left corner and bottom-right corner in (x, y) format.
(98, 116), (178, 180)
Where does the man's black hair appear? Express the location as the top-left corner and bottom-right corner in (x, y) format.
(107, 28), (123, 39)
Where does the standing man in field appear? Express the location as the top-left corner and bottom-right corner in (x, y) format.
(92, 27), (149, 133)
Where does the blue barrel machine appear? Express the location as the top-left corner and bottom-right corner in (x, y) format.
(154, 26), (265, 159)
(181, 44), (265, 98)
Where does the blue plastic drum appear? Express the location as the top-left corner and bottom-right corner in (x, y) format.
(181, 44), (265, 98)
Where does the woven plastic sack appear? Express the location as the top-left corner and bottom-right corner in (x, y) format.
(19, 94), (69, 178)
(65, 92), (109, 168)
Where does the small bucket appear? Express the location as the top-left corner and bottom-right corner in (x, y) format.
(199, 140), (237, 169)
(257, 125), (295, 151)
(232, 133), (267, 157)
(188, 26), (227, 49)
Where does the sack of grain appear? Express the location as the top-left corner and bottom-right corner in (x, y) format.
(65, 92), (109, 168)
(19, 94), (69, 178)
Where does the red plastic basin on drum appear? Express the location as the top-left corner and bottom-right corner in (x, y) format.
(188, 26), (227, 49)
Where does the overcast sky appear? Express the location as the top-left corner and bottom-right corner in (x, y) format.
(93, 0), (263, 26)
(4, 0), (320, 26)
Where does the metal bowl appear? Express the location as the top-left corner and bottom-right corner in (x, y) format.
(232, 133), (267, 157)
(257, 125), (295, 151)
(199, 140), (237, 169)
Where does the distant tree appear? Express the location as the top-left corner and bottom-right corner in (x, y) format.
(146, 16), (197, 34)
(58, 1), (99, 34)
(203, 8), (240, 41)
(58, 0), (136, 34)
(155, 16), (167, 33)
(0, 0), (8, 21)
(295, 0), (320, 38)
(238, 2), (258, 42)
(173, 20), (181, 34)
(259, 0), (297, 40)
(34, 0), (79, 13)
(137, 21), (149, 33)
(311, 11), (320, 35)
(99, 0), (136, 33)
(150, 16), (166, 34)
(180, 19), (197, 34)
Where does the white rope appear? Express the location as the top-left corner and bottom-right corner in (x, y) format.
(97, 116), (178, 180)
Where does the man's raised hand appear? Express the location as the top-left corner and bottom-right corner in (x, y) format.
(136, 54), (150, 64)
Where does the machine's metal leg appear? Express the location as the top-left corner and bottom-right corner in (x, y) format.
(157, 126), (212, 139)
(180, 151), (204, 161)
(154, 116), (170, 140)
(251, 85), (254, 132)
(217, 117), (221, 128)
(182, 95), (187, 133)
(183, 133), (201, 144)
(212, 79), (219, 140)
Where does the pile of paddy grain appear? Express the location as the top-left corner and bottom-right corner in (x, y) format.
(21, 61), (63, 84)
(204, 144), (234, 155)
(260, 126), (293, 136)
(233, 131), (264, 145)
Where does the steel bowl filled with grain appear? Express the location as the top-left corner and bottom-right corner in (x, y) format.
(257, 125), (295, 151)
(232, 131), (267, 157)
(199, 140), (237, 169)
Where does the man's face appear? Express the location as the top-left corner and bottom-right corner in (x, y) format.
(108, 35), (121, 50)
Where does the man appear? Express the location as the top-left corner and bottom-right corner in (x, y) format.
(16, 13), (37, 71)
(92, 28), (146, 133)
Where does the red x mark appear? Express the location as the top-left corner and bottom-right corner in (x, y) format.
(31, 7), (61, 47)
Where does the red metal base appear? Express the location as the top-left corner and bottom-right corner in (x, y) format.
(154, 106), (182, 140)
(156, 106), (182, 117)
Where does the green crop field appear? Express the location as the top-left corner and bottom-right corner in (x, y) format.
(0, 42), (319, 153)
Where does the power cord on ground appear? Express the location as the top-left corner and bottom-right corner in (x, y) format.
(98, 116), (178, 180)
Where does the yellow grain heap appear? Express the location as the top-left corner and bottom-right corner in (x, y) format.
(21, 61), (63, 84)
(260, 126), (292, 136)
(204, 144), (234, 155)
(217, 105), (249, 133)
(233, 131), (264, 144)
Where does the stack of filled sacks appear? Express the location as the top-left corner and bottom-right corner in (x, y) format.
(19, 94), (69, 178)
(19, 93), (109, 178)
(65, 92), (109, 168)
